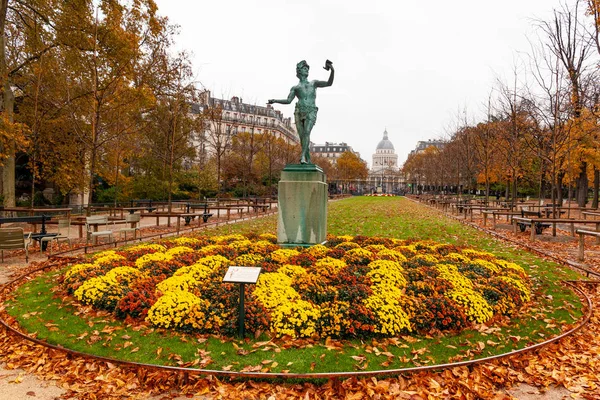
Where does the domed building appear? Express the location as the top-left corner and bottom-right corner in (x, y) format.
(368, 129), (400, 193)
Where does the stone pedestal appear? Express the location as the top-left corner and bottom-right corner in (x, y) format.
(277, 164), (327, 246)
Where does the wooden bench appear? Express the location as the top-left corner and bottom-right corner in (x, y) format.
(483, 210), (520, 229)
(540, 208), (566, 218)
(183, 203), (214, 224)
(0, 227), (32, 262)
(513, 217), (600, 240)
(177, 213), (214, 232)
(512, 217), (551, 240)
(183, 212), (213, 225)
(206, 205), (244, 220)
(123, 206), (157, 214)
(576, 229), (600, 261)
(87, 206), (125, 219)
(250, 204), (270, 213)
(582, 211), (600, 220)
(541, 218), (600, 237)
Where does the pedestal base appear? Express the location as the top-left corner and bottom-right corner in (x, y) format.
(277, 164), (327, 246)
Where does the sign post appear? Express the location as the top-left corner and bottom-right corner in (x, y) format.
(222, 266), (262, 338)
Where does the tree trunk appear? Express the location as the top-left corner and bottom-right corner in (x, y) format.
(0, 0), (15, 207)
(576, 162), (588, 207)
(592, 167), (599, 209)
(1, 79), (15, 207)
(556, 171), (564, 205)
(512, 176), (517, 209)
(86, 147), (97, 215)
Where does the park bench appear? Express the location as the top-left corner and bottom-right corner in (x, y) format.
(123, 206), (157, 214)
(543, 218), (600, 237)
(451, 201), (471, 215)
(87, 206), (126, 219)
(576, 229), (600, 261)
(0, 227), (32, 262)
(128, 199), (157, 213)
(512, 217), (551, 240)
(541, 208), (566, 218)
(200, 204), (244, 220)
(513, 216), (600, 241)
(582, 211), (600, 220)
(482, 210), (521, 229)
(247, 203), (270, 213)
(184, 203), (213, 225)
(520, 209), (542, 218)
(140, 212), (213, 233)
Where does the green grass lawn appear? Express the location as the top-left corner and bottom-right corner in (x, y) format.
(4, 196), (584, 374)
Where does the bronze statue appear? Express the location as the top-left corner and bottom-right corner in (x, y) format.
(268, 60), (334, 164)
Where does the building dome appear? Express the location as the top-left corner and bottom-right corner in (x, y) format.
(369, 129), (400, 194)
(371, 129), (399, 172)
(376, 129), (395, 151)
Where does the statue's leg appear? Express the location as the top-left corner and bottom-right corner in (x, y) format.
(302, 115), (317, 164)
(295, 111), (307, 164)
(298, 120), (309, 164)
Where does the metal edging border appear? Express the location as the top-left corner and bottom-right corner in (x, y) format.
(0, 262), (593, 380)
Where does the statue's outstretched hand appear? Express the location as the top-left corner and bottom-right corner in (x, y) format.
(267, 99), (275, 104)
(324, 60), (333, 71)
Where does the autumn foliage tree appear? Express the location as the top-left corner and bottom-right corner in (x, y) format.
(332, 151), (368, 193)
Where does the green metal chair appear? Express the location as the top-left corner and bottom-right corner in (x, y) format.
(0, 227), (32, 262)
(40, 218), (71, 254)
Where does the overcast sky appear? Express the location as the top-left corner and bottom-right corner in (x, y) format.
(154, 0), (564, 168)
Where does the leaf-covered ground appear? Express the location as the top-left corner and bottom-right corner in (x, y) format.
(0, 197), (598, 398)
(1, 281), (599, 399)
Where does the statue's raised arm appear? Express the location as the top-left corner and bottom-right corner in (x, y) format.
(314, 60), (334, 88)
(267, 59), (334, 164)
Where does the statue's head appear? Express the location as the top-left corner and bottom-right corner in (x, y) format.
(296, 60), (309, 78)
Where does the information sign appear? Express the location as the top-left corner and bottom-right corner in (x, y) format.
(222, 266), (262, 338)
(222, 266), (262, 284)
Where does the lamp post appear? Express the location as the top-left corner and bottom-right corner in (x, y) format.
(381, 164), (386, 193)
(375, 161), (384, 193)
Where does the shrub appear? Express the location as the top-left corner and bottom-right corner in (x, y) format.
(413, 296), (469, 333)
(64, 234), (532, 340)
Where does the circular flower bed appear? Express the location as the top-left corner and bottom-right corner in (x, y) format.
(61, 234), (531, 339)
